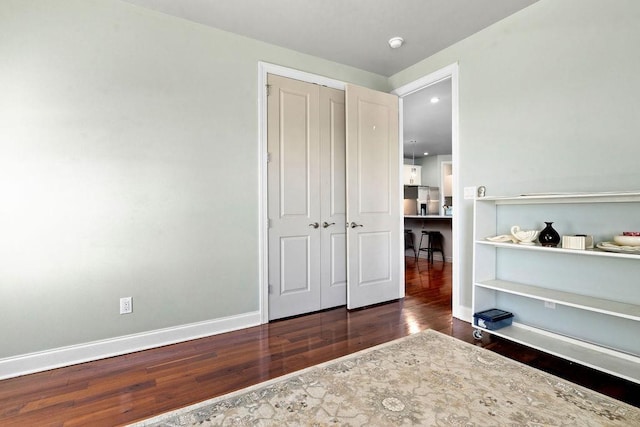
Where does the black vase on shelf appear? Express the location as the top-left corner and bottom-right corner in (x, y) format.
(539, 222), (561, 247)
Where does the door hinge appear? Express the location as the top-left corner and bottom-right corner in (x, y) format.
(267, 218), (272, 228)
(266, 152), (271, 163)
(268, 285), (273, 294)
(266, 84), (272, 96)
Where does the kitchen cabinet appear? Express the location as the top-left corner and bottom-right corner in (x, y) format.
(403, 164), (421, 185)
(472, 191), (640, 384)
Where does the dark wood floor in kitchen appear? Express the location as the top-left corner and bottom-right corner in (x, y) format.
(1, 258), (638, 426)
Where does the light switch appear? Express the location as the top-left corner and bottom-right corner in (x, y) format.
(464, 186), (477, 199)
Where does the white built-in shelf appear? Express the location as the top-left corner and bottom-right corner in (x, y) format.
(472, 190), (640, 384)
(475, 323), (640, 384)
(476, 240), (640, 260)
(476, 279), (640, 321)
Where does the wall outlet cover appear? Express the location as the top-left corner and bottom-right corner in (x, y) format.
(120, 297), (133, 314)
(464, 186), (477, 199)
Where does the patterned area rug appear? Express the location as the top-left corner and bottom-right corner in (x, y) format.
(131, 330), (639, 426)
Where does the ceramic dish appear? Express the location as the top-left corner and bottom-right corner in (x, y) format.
(510, 225), (539, 244)
(613, 235), (640, 246)
(486, 235), (516, 243)
(597, 242), (640, 254)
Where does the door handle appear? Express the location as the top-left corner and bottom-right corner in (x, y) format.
(350, 222), (364, 228)
(308, 222), (320, 229)
(322, 222), (335, 228)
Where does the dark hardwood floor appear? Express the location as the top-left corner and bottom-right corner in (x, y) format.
(1, 258), (638, 426)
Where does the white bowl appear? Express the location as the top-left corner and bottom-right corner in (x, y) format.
(510, 225), (539, 244)
(613, 235), (640, 247)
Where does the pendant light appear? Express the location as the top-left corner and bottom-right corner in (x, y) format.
(410, 140), (417, 184)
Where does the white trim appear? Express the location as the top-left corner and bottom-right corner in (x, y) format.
(391, 63), (458, 97)
(257, 62), (346, 323)
(398, 95), (406, 298)
(259, 62), (345, 90)
(457, 304), (473, 323)
(0, 311), (261, 380)
(258, 62), (269, 324)
(392, 63), (463, 321)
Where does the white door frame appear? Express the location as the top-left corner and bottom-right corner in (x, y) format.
(258, 62), (345, 323)
(391, 63), (463, 320)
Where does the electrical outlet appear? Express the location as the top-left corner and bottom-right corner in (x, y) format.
(544, 300), (556, 309)
(120, 297), (133, 314)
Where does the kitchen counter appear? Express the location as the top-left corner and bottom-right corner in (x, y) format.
(404, 215), (452, 219)
(404, 215), (453, 262)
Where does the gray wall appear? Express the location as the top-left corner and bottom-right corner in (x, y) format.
(389, 0), (640, 310)
(420, 155), (452, 190)
(0, 0), (387, 358)
(3, 0), (640, 364)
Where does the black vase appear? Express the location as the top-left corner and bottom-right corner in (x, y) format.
(539, 222), (560, 247)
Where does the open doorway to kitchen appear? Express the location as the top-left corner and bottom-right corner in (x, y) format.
(392, 63), (460, 318)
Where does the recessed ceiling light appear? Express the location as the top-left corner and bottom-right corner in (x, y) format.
(430, 97), (440, 103)
(388, 37), (404, 49)
(423, 152), (429, 156)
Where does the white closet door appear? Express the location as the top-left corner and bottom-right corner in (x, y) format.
(345, 84), (401, 309)
(267, 74), (321, 320)
(267, 76), (400, 318)
(319, 87), (347, 309)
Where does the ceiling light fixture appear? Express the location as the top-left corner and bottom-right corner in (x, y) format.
(430, 97), (440, 103)
(424, 152), (429, 156)
(388, 37), (404, 49)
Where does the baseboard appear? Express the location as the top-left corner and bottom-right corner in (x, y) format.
(453, 305), (473, 323)
(0, 311), (262, 380)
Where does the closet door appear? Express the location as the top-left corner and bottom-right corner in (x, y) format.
(345, 84), (401, 309)
(267, 74), (322, 320)
(267, 75), (400, 318)
(319, 87), (347, 309)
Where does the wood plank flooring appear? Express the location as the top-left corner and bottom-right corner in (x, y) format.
(1, 258), (638, 426)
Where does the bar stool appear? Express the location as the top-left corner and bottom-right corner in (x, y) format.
(418, 231), (445, 263)
(404, 229), (417, 260)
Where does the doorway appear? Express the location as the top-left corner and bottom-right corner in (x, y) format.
(392, 63), (461, 319)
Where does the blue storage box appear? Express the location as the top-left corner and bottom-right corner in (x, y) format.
(473, 309), (514, 330)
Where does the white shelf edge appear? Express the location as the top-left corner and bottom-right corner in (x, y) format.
(476, 279), (640, 321)
(476, 191), (640, 205)
(475, 240), (640, 260)
(475, 323), (640, 384)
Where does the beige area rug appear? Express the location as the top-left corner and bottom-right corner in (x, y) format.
(131, 330), (639, 426)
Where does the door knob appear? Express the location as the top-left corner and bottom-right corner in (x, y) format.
(322, 222), (335, 228)
(350, 222), (364, 228)
(308, 222), (320, 229)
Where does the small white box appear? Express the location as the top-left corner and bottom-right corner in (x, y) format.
(562, 235), (594, 250)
